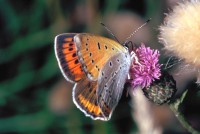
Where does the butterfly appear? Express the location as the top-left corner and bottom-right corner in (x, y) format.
(54, 21), (150, 121)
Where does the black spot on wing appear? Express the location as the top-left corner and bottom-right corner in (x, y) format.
(69, 43), (73, 46)
(95, 65), (100, 71)
(102, 72), (104, 76)
(72, 53), (76, 57)
(97, 42), (101, 49)
(109, 62), (112, 67)
(75, 59), (79, 64)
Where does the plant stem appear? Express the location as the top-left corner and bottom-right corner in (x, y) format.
(169, 90), (200, 134)
(130, 87), (162, 134)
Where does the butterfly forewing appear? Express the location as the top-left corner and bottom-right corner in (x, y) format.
(55, 33), (85, 82)
(74, 33), (128, 81)
(97, 52), (131, 119)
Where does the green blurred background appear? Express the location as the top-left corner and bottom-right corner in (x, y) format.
(0, 0), (200, 134)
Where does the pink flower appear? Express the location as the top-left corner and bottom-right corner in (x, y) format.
(129, 43), (161, 88)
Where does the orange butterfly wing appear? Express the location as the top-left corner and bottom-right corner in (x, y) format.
(55, 33), (85, 82)
(73, 77), (105, 120)
(74, 33), (127, 81)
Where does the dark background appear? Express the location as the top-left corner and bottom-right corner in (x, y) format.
(0, 0), (199, 133)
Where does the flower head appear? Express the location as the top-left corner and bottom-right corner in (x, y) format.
(159, 1), (200, 67)
(159, 0), (200, 84)
(143, 71), (177, 105)
(129, 43), (161, 88)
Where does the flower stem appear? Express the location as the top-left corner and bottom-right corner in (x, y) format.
(169, 90), (200, 134)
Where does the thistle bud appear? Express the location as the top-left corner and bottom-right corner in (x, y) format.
(143, 71), (177, 105)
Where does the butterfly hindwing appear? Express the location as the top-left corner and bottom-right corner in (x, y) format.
(72, 77), (106, 120)
(55, 33), (85, 82)
(97, 52), (131, 119)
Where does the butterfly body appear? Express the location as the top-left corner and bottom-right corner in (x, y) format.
(55, 33), (132, 120)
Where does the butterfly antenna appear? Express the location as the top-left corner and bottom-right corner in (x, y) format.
(123, 18), (151, 45)
(100, 22), (121, 43)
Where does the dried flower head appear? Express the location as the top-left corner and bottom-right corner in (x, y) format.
(159, 0), (200, 67)
(129, 43), (161, 88)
